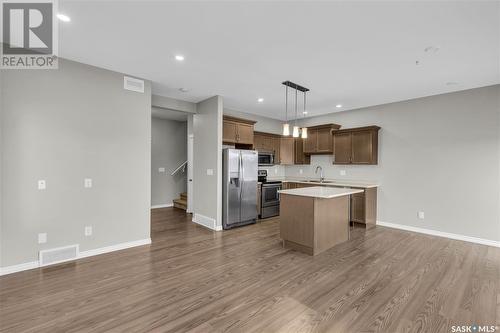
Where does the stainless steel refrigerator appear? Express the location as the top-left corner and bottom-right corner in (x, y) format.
(222, 149), (258, 229)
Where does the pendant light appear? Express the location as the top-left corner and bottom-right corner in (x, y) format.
(301, 90), (308, 139)
(282, 85), (290, 136)
(292, 87), (300, 138)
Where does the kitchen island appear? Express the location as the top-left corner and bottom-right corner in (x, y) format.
(279, 186), (364, 256)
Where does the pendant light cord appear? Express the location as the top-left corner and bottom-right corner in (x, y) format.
(285, 85), (288, 122)
(294, 87), (298, 126)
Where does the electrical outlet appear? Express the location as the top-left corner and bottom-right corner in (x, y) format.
(299, 169), (303, 174)
(84, 178), (92, 188)
(274, 168), (278, 174)
(38, 180), (46, 190)
(158, 167), (165, 173)
(85, 226), (92, 236)
(340, 170), (347, 176)
(38, 233), (47, 244)
(418, 211), (425, 219)
(206, 169), (214, 176)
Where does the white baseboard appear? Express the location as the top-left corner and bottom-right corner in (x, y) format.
(377, 221), (500, 248)
(151, 203), (173, 209)
(0, 261), (39, 276)
(0, 238), (152, 276)
(193, 213), (222, 231)
(78, 238), (151, 259)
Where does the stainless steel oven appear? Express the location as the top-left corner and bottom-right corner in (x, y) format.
(261, 181), (281, 218)
(258, 151), (275, 166)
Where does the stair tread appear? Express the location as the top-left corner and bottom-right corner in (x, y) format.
(173, 198), (187, 205)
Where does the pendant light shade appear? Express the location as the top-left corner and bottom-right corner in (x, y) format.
(301, 90), (308, 139)
(282, 84), (290, 136)
(301, 127), (308, 139)
(281, 81), (310, 139)
(283, 123), (290, 136)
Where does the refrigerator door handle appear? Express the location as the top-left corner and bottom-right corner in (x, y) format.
(239, 151), (244, 222)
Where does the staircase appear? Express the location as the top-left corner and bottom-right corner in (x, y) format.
(173, 192), (188, 211)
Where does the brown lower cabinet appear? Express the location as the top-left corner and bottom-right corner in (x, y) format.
(257, 183), (262, 216)
(281, 182), (377, 225)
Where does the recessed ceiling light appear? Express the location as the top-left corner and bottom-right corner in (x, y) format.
(179, 88), (189, 93)
(57, 13), (71, 22)
(446, 81), (459, 86)
(424, 46), (440, 53)
(303, 111), (308, 115)
(336, 104), (342, 108)
(257, 98), (264, 103)
(175, 55), (185, 61)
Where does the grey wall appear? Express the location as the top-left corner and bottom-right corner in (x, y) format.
(287, 85), (500, 241)
(193, 96), (223, 228)
(1, 59), (152, 267)
(151, 117), (187, 207)
(224, 108), (283, 135)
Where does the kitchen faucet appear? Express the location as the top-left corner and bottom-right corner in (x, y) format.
(315, 166), (324, 183)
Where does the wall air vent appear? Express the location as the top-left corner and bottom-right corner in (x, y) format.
(124, 76), (145, 93)
(39, 244), (79, 267)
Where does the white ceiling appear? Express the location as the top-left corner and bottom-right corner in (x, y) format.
(59, 1), (500, 120)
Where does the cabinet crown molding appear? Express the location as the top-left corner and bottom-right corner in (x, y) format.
(223, 115), (257, 125)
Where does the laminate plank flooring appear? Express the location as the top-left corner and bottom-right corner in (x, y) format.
(1, 207), (499, 332)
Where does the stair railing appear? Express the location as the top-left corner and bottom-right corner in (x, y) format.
(171, 161), (187, 176)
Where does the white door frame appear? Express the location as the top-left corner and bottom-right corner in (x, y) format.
(187, 115), (194, 213)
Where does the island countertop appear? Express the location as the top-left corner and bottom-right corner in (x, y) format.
(279, 186), (364, 199)
(268, 177), (379, 189)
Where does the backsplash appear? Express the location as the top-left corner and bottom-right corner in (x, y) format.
(259, 164), (286, 179)
(285, 155), (379, 183)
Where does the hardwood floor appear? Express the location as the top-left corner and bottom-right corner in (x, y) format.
(1, 207), (499, 332)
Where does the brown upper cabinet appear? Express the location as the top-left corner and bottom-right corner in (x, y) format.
(279, 137), (294, 165)
(254, 131), (281, 161)
(303, 124), (341, 154)
(223, 116), (256, 145)
(294, 138), (311, 165)
(254, 132), (310, 165)
(333, 126), (380, 165)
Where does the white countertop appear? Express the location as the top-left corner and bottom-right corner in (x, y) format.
(279, 186), (364, 199)
(266, 177), (379, 189)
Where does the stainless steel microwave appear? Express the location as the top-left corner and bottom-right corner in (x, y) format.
(258, 151), (275, 166)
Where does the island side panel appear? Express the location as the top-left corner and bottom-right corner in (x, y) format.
(364, 187), (377, 226)
(280, 194), (315, 254)
(313, 196), (350, 255)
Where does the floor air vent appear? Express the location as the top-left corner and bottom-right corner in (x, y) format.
(39, 244), (79, 267)
(123, 76), (145, 93)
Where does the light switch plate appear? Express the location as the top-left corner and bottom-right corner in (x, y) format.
(85, 226), (92, 236)
(38, 233), (47, 244)
(206, 169), (214, 176)
(418, 211), (425, 219)
(84, 178), (92, 188)
(38, 180), (46, 190)
(158, 167), (165, 173)
(274, 168), (278, 174)
(340, 170), (347, 176)
(299, 169), (303, 174)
